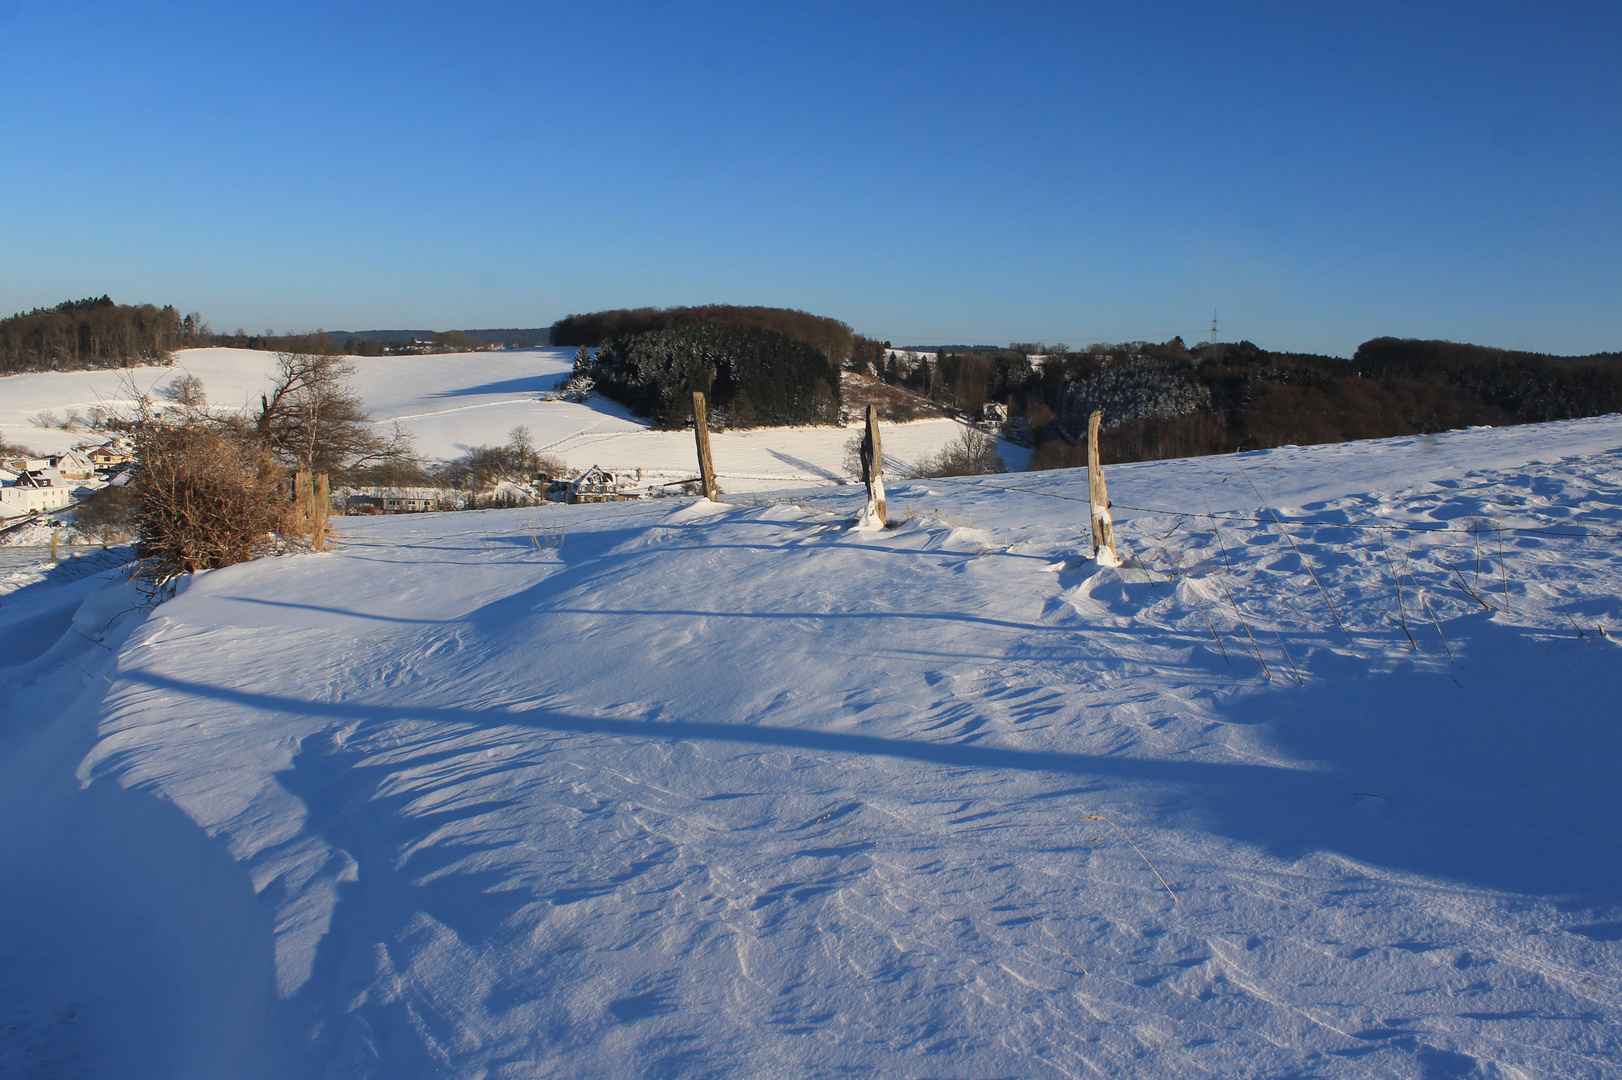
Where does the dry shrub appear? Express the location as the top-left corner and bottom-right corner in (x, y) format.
(134, 418), (293, 583)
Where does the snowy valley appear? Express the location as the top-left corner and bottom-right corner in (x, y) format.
(0, 346), (1026, 500)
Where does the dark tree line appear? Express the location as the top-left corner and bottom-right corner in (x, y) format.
(553, 305), (856, 365)
(593, 324), (842, 429)
(0, 296), (210, 373)
(1351, 338), (1622, 424)
(204, 328), (517, 356)
(870, 336), (1622, 469)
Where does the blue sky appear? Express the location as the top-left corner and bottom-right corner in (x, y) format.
(2, 1), (1618, 355)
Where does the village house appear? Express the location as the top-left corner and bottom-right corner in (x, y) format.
(565, 465), (627, 503)
(0, 465), (76, 515)
(343, 487), (448, 515)
(51, 450), (95, 481)
(89, 441), (135, 469)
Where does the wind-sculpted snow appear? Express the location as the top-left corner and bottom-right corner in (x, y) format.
(5, 418), (1622, 1077)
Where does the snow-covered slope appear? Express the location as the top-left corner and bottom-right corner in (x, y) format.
(0, 347), (591, 459)
(0, 347), (1026, 488)
(3, 418), (1621, 1078)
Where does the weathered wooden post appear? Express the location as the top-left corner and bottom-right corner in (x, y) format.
(1087, 410), (1118, 565)
(294, 469), (313, 541)
(312, 472), (330, 551)
(859, 403), (887, 527)
(50, 529), (59, 565)
(101, 524), (110, 550)
(692, 391), (719, 502)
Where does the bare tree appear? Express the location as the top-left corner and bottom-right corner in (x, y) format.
(254, 350), (412, 476)
(162, 373), (208, 408)
(918, 426), (1006, 477)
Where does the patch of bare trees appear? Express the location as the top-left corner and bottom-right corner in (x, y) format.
(438, 425), (565, 492)
(130, 345), (417, 585)
(133, 413), (293, 582)
(916, 426), (1007, 478)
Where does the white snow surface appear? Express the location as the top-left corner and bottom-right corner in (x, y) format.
(0, 347), (1026, 488)
(3, 417), (1622, 1078)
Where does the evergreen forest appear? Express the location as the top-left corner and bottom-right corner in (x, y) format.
(552, 304), (867, 366)
(592, 324), (842, 429)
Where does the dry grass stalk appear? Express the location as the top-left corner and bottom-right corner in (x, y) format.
(312, 472), (331, 551)
(1376, 534), (1419, 651)
(1237, 466), (1353, 645)
(1176, 570), (1231, 665)
(1399, 547), (1457, 664)
(1208, 525), (1272, 679)
(1438, 551), (1494, 610)
(1496, 526), (1511, 608)
(1418, 589), (1456, 663)
(1195, 593), (1231, 664)
(1004, 895), (1090, 977)
(1216, 568), (1272, 680)
(1082, 814), (1178, 906)
(1273, 628), (1305, 684)
(523, 509), (567, 551)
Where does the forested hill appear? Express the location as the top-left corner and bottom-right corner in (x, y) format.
(1, 296), (208, 374)
(863, 335), (1622, 469)
(552, 305), (864, 366)
(1356, 337), (1622, 368)
(1351, 338), (1622, 422)
(592, 323), (842, 429)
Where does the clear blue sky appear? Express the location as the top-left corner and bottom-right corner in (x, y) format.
(2, 1), (1618, 355)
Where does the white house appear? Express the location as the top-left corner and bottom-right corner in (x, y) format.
(567, 465), (632, 503)
(0, 467), (76, 514)
(52, 450), (95, 481)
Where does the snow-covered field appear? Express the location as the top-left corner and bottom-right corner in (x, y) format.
(3, 417), (1621, 1078)
(0, 347), (1025, 488)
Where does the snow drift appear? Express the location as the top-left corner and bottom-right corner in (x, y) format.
(3, 417), (1621, 1078)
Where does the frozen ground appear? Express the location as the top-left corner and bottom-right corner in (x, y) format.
(0, 347), (1024, 488)
(2, 417), (1620, 1078)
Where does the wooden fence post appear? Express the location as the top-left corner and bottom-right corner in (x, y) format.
(860, 403), (887, 527)
(50, 529), (59, 565)
(294, 469), (313, 541)
(313, 472), (330, 551)
(1087, 410), (1118, 565)
(692, 391), (719, 502)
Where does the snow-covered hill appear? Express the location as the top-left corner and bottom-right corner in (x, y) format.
(2, 417), (1621, 1078)
(0, 347), (1025, 488)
